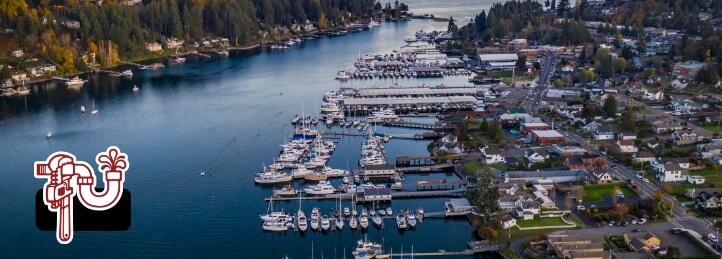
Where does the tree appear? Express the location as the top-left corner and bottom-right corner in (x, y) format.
(551, 0), (556, 9)
(318, 13), (329, 30)
(564, 195), (573, 209)
(572, 186), (585, 202)
(603, 95), (618, 118)
(642, 68), (654, 80)
(611, 185), (620, 205)
(447, 16), (456, 32)
(612, 58), (627, 73)
(557, 0), (569, 16)
(545, 0), (550, 8)
(695, 64), (720, 85)
(465, 168), (500, 217)
(579, 69), (595, 83)
(659, 246), (681, 259)
(653, 191), (663, 203)
(553, 79), (564, 88)
(516, 55), (526, 71)
(480, 117), (489, 132)
(665, 200), (673, 211)
(0, 65), (10, 79)
(615, 203), (629, 217)
(621, 108), (636, 131)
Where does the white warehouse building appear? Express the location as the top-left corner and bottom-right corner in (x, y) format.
(479, 53), (519, 71)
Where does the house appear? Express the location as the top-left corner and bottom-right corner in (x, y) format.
(561, 65), (574, 72)
(712, 155), (722, 165)
(652, 123), (683, 134)
(11, 71), (26, 81)
(363, 188), (392, 201)
(686, 188), (722, 209)
(11, 50), (23, 57)
(498, 192), (525, 210)
(672, 61), (706, 78)
(623, 231), (661, 253)
(672, 130), (712, 146)
(632, 151), (656, 162)
(655, 163), (688, 182)
(580, 119), (602, 132)
(594, 126), (615, 140)
(547, 235), (609, 259)
(651, 157), (691, 171)
(530, 130), (565, 145)
(534, 191), (556, 208)
(481, 147), (505, 164)
(166, 37), (185, 48)
(614, 139), (639, 153)
(515, 200), (541, 219)
(445, 198), (475, 213)
(502, 170), (589, 183)
(697, 142), (722, 158)
(565, 154), (605, 171)
(37, 64), (57, 74)
(670, 78), (688, 90)
(617, 132), (636, 140)
(525, 149), (546, 164)
(642, 89), (664, 101)
(61, 20), (80, 29)
(646, 140), (659, 149)
(521, 122), (550, 134)
(145, 42), (162, 52)
(364, 164), (395, 176)
(688, 176), (705, 184)
(500, 215), (517, 229)
(588, 167), (613, 184)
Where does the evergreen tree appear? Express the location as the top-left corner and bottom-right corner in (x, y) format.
(447, 16), (456, 32)
(465, 168), (500, 217)
(480, 117), (489, 132)
(545, 0), (550, 8)
(557, 0), (569, 16)
(551, 0), (556, 9)
(516, 55), (526, 71)
(1, 65), (10, 79)
(603, 95), (618, 118)
(695, 64), (720, 85)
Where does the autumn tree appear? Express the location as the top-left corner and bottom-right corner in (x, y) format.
(572, 187), (585, 202)
(612, 58), (627, 73)
(579, 69), (595, 83)
(642, 68), (654, 80)
(665, 200), (673, 211)
(318, 13), (329, 30)
(611, 185), (620, 205)
(653, 190), (663, 203)
(615, 203), (629, 217)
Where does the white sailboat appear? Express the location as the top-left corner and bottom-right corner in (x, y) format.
(297, 193), (307, 231)
(320, 215), (331, 231)
(91, 100), (98, 115)
(334, 195), (344, 230)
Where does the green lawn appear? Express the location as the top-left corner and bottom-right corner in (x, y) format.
(635, 109), (653, 115)
(583, 183), (637, 201)
(489, 70), (513, 78)
(464, 160), (484, 175)
(689, 167), (722, 177)
(699, 124), (722, 132)
(516, 217), (569, 228)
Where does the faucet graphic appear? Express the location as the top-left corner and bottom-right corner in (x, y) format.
(34, 146), (129, 244)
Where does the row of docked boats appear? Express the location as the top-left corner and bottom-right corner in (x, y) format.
(359, 133), (386, 168)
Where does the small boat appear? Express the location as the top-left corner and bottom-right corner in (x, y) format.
(344, 207), (351, 217)
(354, 175), (360, 183)
(378, 209), (386, 216)
(385, 207), (393, 216)
(404, 37), (417, 43)
(262, 219), (289, 231)
(311, 207), (320, 220)
(80, 105), (85, 113)
(406, 213), (417, 227)
(336, 70), (351, 80)
(91, 100), (98, 115)
(201, 171), (205, 176)
(122, 69), (133, 76)
(297, 196), (308, 232)
(335, 216), (344, 230)
(416, 207), (424, 215)
(46, 131), (52, 139)
(65, 76), (86, 86)
(359, 215), (369, 229)
(321, 215), (331, 231)
(372, 215), (382, 227)
(349, 216), (358, 229)
(343, 176), (349, 184)
(390, 182), (402, 190)
(132, 85), (139, 92)
(310, 218), (319, 230)
(273, 185), (298, 196)
(217, 50), (229, 56)
(396, 214), (407, 229)
(303, 172), (328, 181)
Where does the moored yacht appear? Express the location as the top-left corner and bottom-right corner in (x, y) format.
(320, 215), (331, 231)
(303, 171), (328, 181)
(122, 69), (133, 76)
(336, 71), (351, 80)
(359, 215), (369, 229)
(396, 214), (407, 229)
(406, 213), (417, 227)
(304, 181), (336, 195)
(297, 211), (308, 231)
(320, 102), (342, 112)
(65, 76), (86, 86)
(335, 216), (344, 230)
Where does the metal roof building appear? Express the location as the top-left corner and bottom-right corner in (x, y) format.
(341, 96), (478, 106)
(356, 87), (479, 98)
(478, 53), (518, 63)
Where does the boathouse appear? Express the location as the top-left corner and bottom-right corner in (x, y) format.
(363, 188), (392, 201)
(445, 198), (475, 213)
(364, 164), (396, 176)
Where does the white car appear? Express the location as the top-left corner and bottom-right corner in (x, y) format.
(638, 218), (646, 224)
(709, 234), (718, 242)
(643, 178), (650, 183)
(577, 205), (585, 210)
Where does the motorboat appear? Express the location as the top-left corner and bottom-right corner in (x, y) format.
(262, 219), (289, 231)
(396, 214), (407, 229)
(311, 207), (320, 220)
(372, 215), (382, 227)
(304, 182), (336, 195)
(276, 153), (299, 162)
(297, 211), (308, 231)
(217, 50), (229, 56)
(406, 213), (417, 227)
(292, 167), (313, 178)
(336, 71), (351, 80)
(404, 37), (417, 43)
(321, 167), (347, 177)
(349, 216), (358, 229)
(303, 172), (328, 181)
(320, 102), (341, 112)
(254, 170), (293, 184)
(273, 185), (298, 196)
(378, 208), (386, 216)
(344, 207), (351, 217)
(355, 238), (383, 254)
(291, 114), (300, 124)
(65, 76), (86, 86)
(417, 207), (424, 215)
(321, 215), (331, 231)
(80, 105), (85, 113)
(343, 176), (349, 184)
(359, 215), (369, 229)
(132, 85), (139, 92)
(122, 69), (133, 76)
(354, 175), (360, 183)
(46, 131), (52, 139)
(385, 207), (393, 216)
(335, 216), (344, 230)
(310, 218), (319, 230)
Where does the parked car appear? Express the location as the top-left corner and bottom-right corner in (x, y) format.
(643, 178), (650, 183)
(631, 219), (637, 224)
(608, 221), (616, 227)
(709, 234), (718, 242)
(633, 229), (643, 232)
(577, 205), (585, 210)
(621, 221), (629, 226)
(638, 218), (646, 224)
(672, 229), (682, 234)
(590, 205), (596, 208)
(703, 236), (711, 243)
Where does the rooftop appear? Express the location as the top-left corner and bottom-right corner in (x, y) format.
(532, 130), (564, 138)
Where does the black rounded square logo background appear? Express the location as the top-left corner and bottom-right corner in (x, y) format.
(36, 189), (131, 231)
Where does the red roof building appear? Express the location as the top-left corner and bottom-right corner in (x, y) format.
(530, 130), (565, 145)
(521, 122), (551, 134)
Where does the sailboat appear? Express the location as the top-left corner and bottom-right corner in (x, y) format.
(349, 194), (358, 229)
(297, 193), (308, 231)
(80, 105), (85, 113)
(334, 195), (344, 230)
(91, 100), (98, 115)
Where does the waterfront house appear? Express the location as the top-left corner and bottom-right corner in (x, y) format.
(614, 139), (639, 153)
(481, 147), (505, 164)
(145, 42), (162, 52)
(515, 200), (540, 220)
(623, 231), (661, 253)
(445, 198), (475, 213)
(594, 126), (615, 140)
(37, 64), (57, 74)
(500, 215), (517, 229)
(166, 37), (185, 49)
(498, 192), (524, 210)
(11, 70), (26, 81)
(364, 164), (395, 176)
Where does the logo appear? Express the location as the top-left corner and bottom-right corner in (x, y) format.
(34, 146), (129, 244)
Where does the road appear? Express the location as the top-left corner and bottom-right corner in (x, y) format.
(523, 53), (716, 242)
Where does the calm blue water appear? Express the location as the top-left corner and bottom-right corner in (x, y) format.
(0, 6), (503, 258)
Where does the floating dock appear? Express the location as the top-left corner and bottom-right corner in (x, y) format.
(265, 189), (465, 202)
(355, 87), (481, 99)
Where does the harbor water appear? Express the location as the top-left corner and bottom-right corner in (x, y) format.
(0, 3), (503, 258)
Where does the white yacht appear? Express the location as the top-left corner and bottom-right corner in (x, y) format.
(336, 71), (351, 80)
(406, 213), (417, 227)
(303, 172), (328, 181)
(297, 211), (308, 231)
(304, 181), (336, 195)
(372, 215), (382, 227)
(122, 69), (133, 76)
(311, 207), (320, 220)
(262, 219), (289, 231)
(320, 102), (342, 112)
(378, 209), (386, 216)
(335, 216), (344, 230)
(370, 109), (397, 119)
(218, 50), (229, 56)
(396, 214), (407, 229)
(349, 216), (358, 229)
(80, 105), (85, 113)
(343, 176), (349, 184)
(321, 167), (347, 177)
(254, 170), (293, 184)
(359, 215), (369, 229)
(310, 218), (319, 230)
(65, 76), (86, 86)
(320, 215), (331, 231)
(276, 153), (299, 162)
(385, 207), (393, 216)
(344, 207), (351, 217)
(291, 167), (313, 178)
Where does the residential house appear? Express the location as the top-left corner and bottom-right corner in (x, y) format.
(594, 126), (615, 140)
(672, 130), (712, 146)
(145, 42), (162, 52)
(646, 140), (659, 149)
(655, 163), (688, 182)
(669, 96), (707, 116)
(672, 61), (706, 78)
(697, 142), (722, 159)
(686, 188), (722, 209)
(37, 64), (57, 74)
(652, 123), (683, 134)
(688, 176), (705, 184)
(498, 192), (524, 210)
(534, 191), (556, 208)
(614, 139), (639, 153)
(580, 119), (602, 132)
(166, 37), (184, 48)
(632, 151), (656, 162)
(11, 50), (23, 57)
(515, 200), (541, 220)
(670, 78), (688, 90)
(552, 143), (588, 156)
(623, 231), (661, 253)
(565, 154), (605, 171)
(61, 20), (80, 29)
(651, 157), (691, 171)
(712, 155), (722, 165)
(617, 132), (637, 140)
(642, 89), (664, 101)
(481, 147), (505, 164)
(11, 71), (26, 81)
(525, 149), (547, 164)
(547, 235), (608, 259)
(588, 167), (613, 184)
(500, 215), (517, 229)
(521, 122), (550, 134)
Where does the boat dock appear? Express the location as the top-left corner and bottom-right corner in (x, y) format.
(188, 52), (211, 58)
(387, 132), (443, 140)
(99, 70), (122, 76)
(382, 120), (455, 130)
(396, 164), (453, 172)
(395, 156), (439, 166)
(385, 247), (499, 257)
(119, 61), (163, 69)
(322, 131), (369, 137)
(264, 189), (465, 202)
(340, 96), (478, 113)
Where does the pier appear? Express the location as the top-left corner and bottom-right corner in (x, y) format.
(415, 179), (467, 190)
(322, 131), (368, 137)
(396, 164), (454, 172)
(119, 61), (163, 69)
(99, 70), (122, 76)
(385, 247), (499, 257)
(395, 156), (439, 166)
(382, 121), (455, 130)
(388, 132), (443, 140)
(264, 189), (465, 202)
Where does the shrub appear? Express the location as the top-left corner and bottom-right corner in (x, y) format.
(593, 208), (599, 213)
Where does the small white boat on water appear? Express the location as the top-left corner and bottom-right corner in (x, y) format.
(378, 208), (386, 216)
(335, 216), (344, 230)
(262, 219), (289, 232)
(372, 215), (382, 227)
(385, 207), (393, 216)
(406, 213), (417, 227)
(65, 76), (86, 87)
(46, 131), (52, 139)
(311, 207), (320, 220)
(80, 105), (85, 113)
(297, 210), (307, 232)
(132, 85), (139, 92)
(359, 215), (369, 229)
(218, 50), (229, 56)
(91, 100), (98, 115)
(310, 218), (319, 230)
(273, 185), (298, 196)
(122, 69), (133, 76)
(349, 216), (358, 229)
(321, 215), (331, 231)
(336, 70), (351, 80)
(344, 207), (351, 217)
(343, 176), (349, 184)
(396, 214), (407, 229)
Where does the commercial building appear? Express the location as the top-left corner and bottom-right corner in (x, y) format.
(530, 130), (565, 145)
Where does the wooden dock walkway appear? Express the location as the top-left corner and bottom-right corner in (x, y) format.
(389, 132), (443, 140)
(382, 120), (455, 130)
(99, 70), (122, 76)
(386, 247), (499, 257)
(265, 189), (465, 202)
(396, 164), (454, 172)
(322, 131), (368, 137)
